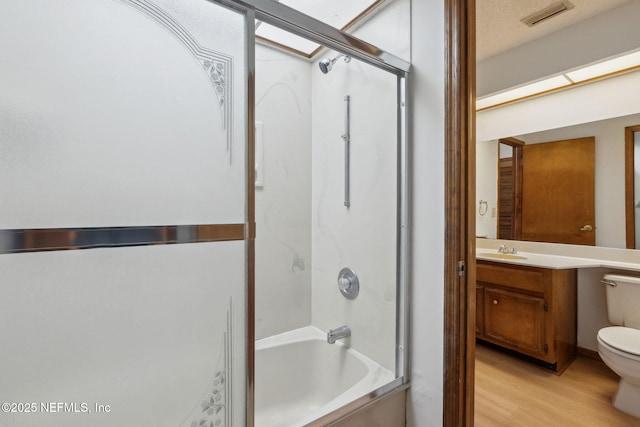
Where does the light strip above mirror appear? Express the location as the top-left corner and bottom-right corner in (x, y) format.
(477, 49), (640, 111)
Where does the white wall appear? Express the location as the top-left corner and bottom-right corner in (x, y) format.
(407, 0), (445, 425)
(476, 140), (498, 239)
(577, 267), (611, 351)
(348, 0), (411, 61)
(254, 45), (313, 340)
(477, 113), (640, 249)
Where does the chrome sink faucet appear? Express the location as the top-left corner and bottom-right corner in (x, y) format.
(327, 325), (351, 344)
(498, 244), (518, 254)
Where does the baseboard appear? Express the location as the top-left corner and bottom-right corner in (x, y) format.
(577, 346), (601, 361)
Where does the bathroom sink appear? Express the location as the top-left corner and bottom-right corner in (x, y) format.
(478, 253), (528, 260)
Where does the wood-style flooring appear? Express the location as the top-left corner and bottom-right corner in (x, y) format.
(475, 343), (640, 426)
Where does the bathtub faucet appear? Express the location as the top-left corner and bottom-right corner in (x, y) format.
(327, 325), (351, 344)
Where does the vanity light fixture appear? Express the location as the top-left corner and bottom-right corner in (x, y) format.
(475, 75), (571, 110)
(477, 49), (640, 111)
(565, 50), (640, 83)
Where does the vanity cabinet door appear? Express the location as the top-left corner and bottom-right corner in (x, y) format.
(483, 287), (546, 358)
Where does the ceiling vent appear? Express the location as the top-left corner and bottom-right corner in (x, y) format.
(521, 1), (574, 27)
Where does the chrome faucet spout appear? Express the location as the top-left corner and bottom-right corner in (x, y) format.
(327, 325), (351, 344)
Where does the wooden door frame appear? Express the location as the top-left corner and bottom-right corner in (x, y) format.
(444, 0), (476, 426)
(625, 125), (640, 249)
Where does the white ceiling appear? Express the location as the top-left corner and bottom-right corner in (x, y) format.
(476, 0), (632, 61)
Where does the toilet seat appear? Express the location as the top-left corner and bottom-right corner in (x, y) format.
(598, 326), (640, 357)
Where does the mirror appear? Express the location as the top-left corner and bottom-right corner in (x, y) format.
(477, 111), (640, 249)
(625, 125), (640, 249)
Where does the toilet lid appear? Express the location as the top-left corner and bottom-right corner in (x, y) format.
(598, 326), (640, 356)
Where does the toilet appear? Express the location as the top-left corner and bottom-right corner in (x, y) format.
(597, 274), (640, 418)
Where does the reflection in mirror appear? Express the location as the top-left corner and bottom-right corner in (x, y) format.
(636, 130), (640, 247)
(497, 138), (523, 240)
(625, 125), (640, 249)
(478, 113), (640, 249)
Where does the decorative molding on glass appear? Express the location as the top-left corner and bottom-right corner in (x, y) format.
(116, 0), (234, 163)
(0, 224), (245, 254)
(181, 298), (233, 427)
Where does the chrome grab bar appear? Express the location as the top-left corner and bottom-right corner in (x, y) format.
(341, 95), (351, 208)
(601, 279), (617, 287)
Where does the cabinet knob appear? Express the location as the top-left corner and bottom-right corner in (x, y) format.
(493, 299), (498, 305)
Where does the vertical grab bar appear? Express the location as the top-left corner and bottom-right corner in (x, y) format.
(342, 95), (351, 208)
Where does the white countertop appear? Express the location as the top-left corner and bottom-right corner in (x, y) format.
(476, 250), (640, 272)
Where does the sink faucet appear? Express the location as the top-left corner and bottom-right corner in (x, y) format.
(498, 244), (518, 254)
(327, 325), (351, 344)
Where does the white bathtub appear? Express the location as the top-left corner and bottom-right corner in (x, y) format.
(255, 326), (395, 427)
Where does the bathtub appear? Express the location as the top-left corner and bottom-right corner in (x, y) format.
(255, 326), (395, 427)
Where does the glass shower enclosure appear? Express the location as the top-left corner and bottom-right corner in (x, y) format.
(1, 1), (250, 426)
(1, 1), (409, 426)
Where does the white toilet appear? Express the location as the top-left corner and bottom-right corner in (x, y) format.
(597, 274), (640, 418)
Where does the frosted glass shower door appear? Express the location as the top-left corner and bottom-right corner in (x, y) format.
(0, 1), (249, 426)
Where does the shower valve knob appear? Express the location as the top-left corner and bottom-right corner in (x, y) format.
(339, 277), (352, 290)
(337, 268), (359, 300)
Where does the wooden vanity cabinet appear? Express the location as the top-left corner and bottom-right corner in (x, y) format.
(476, 260), (577, 373)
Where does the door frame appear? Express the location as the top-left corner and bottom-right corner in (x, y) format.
(444, 0), (476, 426)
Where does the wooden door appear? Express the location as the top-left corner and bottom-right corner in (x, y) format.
(522, 137), (595, 245)
(483, 287), (545, 358)
(498, 158), (515, 239)
(497, 138), (523, 240)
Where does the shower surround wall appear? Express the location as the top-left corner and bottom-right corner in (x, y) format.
(255, 45), (312, 340)
(310, 61), (398, 371)
(255, 0), (409, 373)
(309, 0), (409, 373)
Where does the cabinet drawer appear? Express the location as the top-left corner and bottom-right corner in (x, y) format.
(477, 262), (544, 293)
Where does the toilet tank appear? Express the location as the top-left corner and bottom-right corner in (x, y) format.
(604, 274), (640, 329)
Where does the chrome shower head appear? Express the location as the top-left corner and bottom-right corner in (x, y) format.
(319, 58), (334, 74)
(318, 54), (351, 74)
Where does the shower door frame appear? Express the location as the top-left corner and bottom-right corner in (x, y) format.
(217, 0), (412, 424)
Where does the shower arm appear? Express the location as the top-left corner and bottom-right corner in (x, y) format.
(342, 95), (351, 208)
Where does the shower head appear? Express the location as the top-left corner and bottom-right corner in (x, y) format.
(318, 54), (351, 74)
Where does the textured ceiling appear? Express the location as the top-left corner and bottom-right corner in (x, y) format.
(477, 0), (632, 61)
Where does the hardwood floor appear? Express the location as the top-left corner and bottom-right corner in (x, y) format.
(475, 343), (640, 426)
